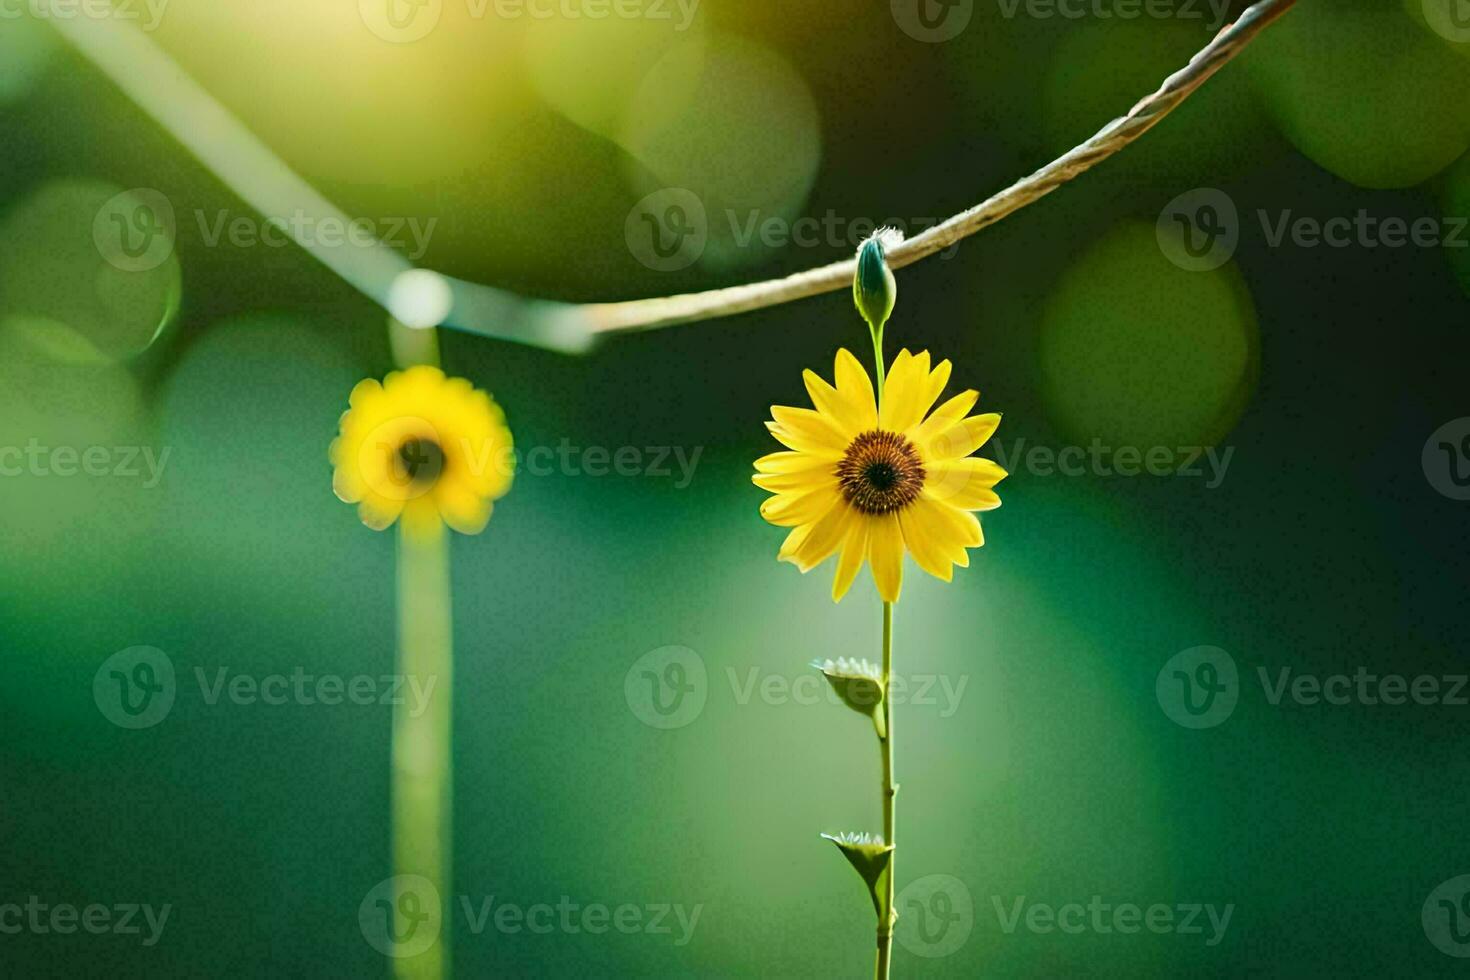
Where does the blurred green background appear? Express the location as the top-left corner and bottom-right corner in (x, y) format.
(3, 0), (1470, 975)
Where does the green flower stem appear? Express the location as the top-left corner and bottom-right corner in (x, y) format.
(394, 523), (453, 980)
(867, 314), (896, 980)
(877, 599), (896, 980)
(870, 325), (887, 399)
(391, 317), (451, 980)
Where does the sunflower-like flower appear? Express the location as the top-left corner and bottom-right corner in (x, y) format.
(754, 349), (1005, 603)
(330, 365), (513, 537)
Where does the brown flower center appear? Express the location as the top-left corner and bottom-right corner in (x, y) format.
(837, 430), (925, 515)
(395, 437), (445, 488)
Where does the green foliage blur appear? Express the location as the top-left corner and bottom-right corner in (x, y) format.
(3, 0), (1470, 976)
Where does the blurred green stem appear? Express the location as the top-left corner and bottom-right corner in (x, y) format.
(868, 320), (896, 980)
(394, 522), (452, 980)
(876, 600), (895, 980)
(392, 317), (451, 980)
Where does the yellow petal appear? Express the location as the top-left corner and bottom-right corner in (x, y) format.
(802, 369), (867, 439)
(924, 494), (984, 548)
(831, 518), (871, 602)
(754, 450), (833, 475)
(926, 457), (1007, 510)
(924, 413), (1002, 460)
(766, 406), (847, 457)
(868, 512), (904, 603)
(833, 348), (878, 431)
(910, 390), (980, 444)
(778, 523), (813, 563)
(358, 495), (403, 532)
(436, 482), (492, 535)
(760, 486), (839, 527)
(899, 497), (956, 583)
(881, 350), (941, 432)
(921, 358), (952, 416)
(753, 468), (833, 494)
(790, 504), (851, 572)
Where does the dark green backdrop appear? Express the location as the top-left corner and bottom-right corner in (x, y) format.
(3, 0), (1470, 976)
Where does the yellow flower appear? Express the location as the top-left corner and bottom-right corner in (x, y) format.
(330, 365), (513, 538)
(754, 348), (1006, 603)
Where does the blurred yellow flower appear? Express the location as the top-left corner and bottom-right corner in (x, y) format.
(330, 365), (513, 538)
(754, 349), (1005, 603)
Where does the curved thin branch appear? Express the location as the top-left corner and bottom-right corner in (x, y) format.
(582, 0), (1295, 337)
(53, 0), (1294, 354)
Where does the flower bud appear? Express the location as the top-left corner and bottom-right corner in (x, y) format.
(853, 228), (902, 330)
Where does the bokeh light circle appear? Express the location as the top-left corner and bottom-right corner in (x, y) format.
(1039, 222), (1259, 457)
